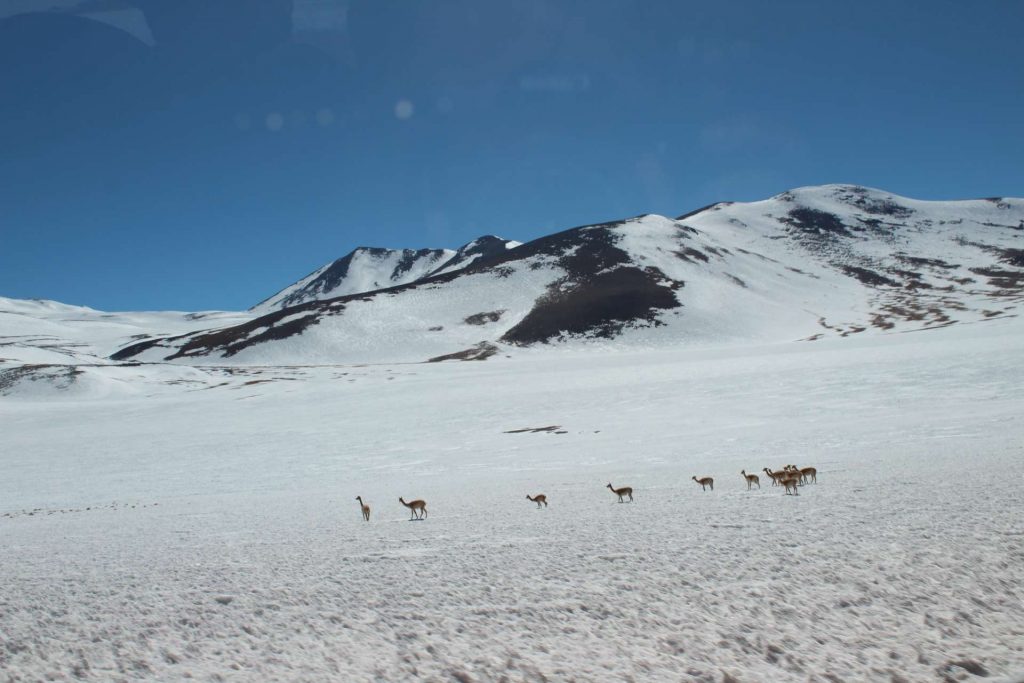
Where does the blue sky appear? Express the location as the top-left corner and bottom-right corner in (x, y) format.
(1, 0), (1022, 311)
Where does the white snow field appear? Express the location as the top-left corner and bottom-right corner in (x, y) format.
(0, 297), (252, 366)
(2, 320), (1023, 682)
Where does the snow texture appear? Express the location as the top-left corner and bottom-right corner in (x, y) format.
(2, 322), (1023, 681)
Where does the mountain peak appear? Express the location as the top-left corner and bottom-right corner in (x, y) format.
(109, 184), (1024, 365)
(250, 246), (456, 313)
(251, 235), (522, 313)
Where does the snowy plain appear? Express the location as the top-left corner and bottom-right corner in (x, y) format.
(2, 319), (1023, 682)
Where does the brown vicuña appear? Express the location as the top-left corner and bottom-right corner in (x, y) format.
(692, 476), (714, 491)
(355, 495), (370, 522)
(399, 496), (427, 520)
(606, 483), (633, 503)
(741, 470), (760, 490)
(779, 474), (800, 496)
(526, 493), (548, 508)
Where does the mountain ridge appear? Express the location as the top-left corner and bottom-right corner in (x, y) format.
(251, 235), (521, 314)
(105, 184), (1024, 366)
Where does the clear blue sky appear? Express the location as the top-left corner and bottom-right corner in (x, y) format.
(1, 0), (1022, 311)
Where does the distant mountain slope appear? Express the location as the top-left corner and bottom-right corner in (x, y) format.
(251, 247), (455, 313)
(0, 297), (252, 366)
(112, 185), (1024, 366)
(427, 235), (522, 277)
(251, 236), (520, 313)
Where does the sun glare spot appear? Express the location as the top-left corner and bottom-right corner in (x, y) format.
(265, 112), (285, 132)
(316, 108), (336, 127)
(394, 99), (415, 120)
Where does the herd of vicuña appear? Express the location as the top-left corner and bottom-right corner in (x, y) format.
(354, 464), (817, 521)
(761, 464), (817, 494)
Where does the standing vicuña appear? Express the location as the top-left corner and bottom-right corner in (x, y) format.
(399, 497), (427, 520)
(526, 494), (548, 508)
(779, 475), (800, 496)
(741, 470), (760, 490)
(355, 495), (370, 522)
(799, 466), (817, 484)
(607, 483), (633, 503)
(692, 476), (714, 491)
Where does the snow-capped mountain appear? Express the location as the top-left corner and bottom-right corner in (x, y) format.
(251, 247), (455, 313)
(427, 235), (522, 277)
(112, 185), (1024, 366)
(251, 236), (520, 313)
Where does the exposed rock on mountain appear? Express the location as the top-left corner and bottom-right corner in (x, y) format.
(109, 185), (1024, 365)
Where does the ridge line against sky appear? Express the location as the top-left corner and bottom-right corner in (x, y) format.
(1, 0), (1022, 311)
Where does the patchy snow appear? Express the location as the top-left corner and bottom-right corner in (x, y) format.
(429, 237), (524, 277)
(252, 247), (458, 314)
(255, 236), (526, 314)
(236, 264), (562, 366)
(118, 185), (1024, 365)
(1, 320), (1023, 680)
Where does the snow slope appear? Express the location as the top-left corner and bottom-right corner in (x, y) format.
(117, 185), (1024, 366)
(1, 321), (1023, 681)
(0, 296), (252, 366)
(251, 247), (457, 314)
(427, 235), (523, 277)
(250, 236), (520, 314)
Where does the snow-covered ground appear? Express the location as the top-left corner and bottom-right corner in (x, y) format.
(2, 320), (1023, 681)
(0, 296), (252, 365)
